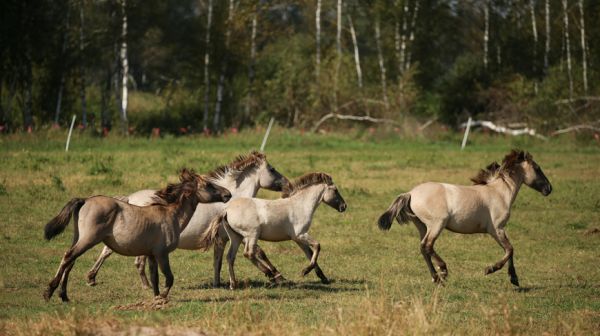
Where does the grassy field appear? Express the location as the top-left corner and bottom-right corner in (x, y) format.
(1, 129), (599, 335)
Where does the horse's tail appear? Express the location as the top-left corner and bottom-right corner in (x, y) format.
(378, 193), (414, 231)
(44, 198), (86, 240)
(199, 212), (227, 251)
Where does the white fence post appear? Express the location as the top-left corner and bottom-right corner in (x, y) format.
(65, 115), (77, 152)
(461, 116), (472, 150)
(260, 117), (275, 152)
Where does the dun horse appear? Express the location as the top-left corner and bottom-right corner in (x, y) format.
(86, 151), (289, 288)
(378, 150), (552, 286)
(200, 172), (347, 289)
(43, 169), (231, 302)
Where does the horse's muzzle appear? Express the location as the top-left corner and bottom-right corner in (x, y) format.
(338, 203), (347, 212)
(541, 185), (552, 196)
(222, 193), (232, 203)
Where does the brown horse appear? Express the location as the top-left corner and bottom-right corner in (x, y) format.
(43, 169), (231, 302)
(378, 150), (552, 286)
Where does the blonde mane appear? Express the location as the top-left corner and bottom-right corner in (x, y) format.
(282, 172), (333, 198)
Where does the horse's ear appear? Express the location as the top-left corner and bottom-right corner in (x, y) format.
(524, 151), (533, 161)
(179, 168), (196, 182)
(517, 150), (527, 162)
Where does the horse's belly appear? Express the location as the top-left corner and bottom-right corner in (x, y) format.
(177, 204), (224, 250)
(446, 218), (487, 234)
(259, 228), (289, 242)
(104, 236), (155, 256)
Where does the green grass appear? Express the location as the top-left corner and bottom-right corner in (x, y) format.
(1, 129), (599, 335)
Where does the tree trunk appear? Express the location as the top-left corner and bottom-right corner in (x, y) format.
(562, 0), (573, 99)
(334, 0), (342, 110)
(315, 0), (322, 80)
(375, 18), (389, 109)
(23, 61), (34, 132)
(120, 0), (129, 135)
(243, 9), (258, 127)
(405, 0), (419, 71)
(202, 0), (213, 132)
(347, 14), (362, 89)
(544, 0), (550, 73)
(101, 66), (112, 134)
(213, 0), (235, 133)
(578, 0), (587, 94)
(399, 0), (409, 73)
(79, 0), (87, 128)
(483, 0), (489, 69)
(54, 4), (71, 126)
(530, 0), (538, 93)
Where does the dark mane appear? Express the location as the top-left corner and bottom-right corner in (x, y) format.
(207, 151), (266, 181)
(282, 172), (333, 198)
(470, 149), (532, 185)
(153, 168), (199, 204)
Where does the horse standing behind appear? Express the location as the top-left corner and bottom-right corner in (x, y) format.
(86, 151), (290, 288)
(200, 172), (347, 289)
(43, 169), (231, 302)
(378, 149), (552, 286)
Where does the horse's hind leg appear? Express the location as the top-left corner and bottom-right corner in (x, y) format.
(294, 240), (329, 284)
(212, 234), (228, 288)
(155, 253), (174, 299)
(243, 238), (275, 281)
(86, 245), (113, 286)
(134, 256), (150, 289)
(416, 220), (447, 283)
(486, 228), (518, 286)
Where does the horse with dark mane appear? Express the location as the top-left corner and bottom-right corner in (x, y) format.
(378, 150), (552, 286)
(43, 169), (231, 302)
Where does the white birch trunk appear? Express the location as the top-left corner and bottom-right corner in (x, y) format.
(562, 0), (573, 99)
(79, 1), (87, 127)
(203, 0), (213, 131)
(316, 0), (322, 80)
(120, 0), (129, 134)
(405, 0), (419, 71)
(578, 0), (587, 94)
(214, 0), (235, 132)
(334, 0), (342, 109)
(395, 20), (401, 76)
(347, 14), (362, 89)
(399, 0), (409, 72)
(244, 10), (258, 124)
(530, 0), (538, 93)
(375, 18), (389, 109)
(54, 5), (70, 126)
(483, 0), (489, 69)
(544, 0), (550, 72)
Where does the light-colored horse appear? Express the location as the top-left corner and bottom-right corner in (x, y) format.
(86, 151), (290, 288)
(378, 149), (552, 286)
(200, 172), (347, 289)
(43, 169), (232, 302)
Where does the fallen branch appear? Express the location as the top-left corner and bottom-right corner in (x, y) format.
(554, 96), (600, 104)
(551, 124), (600, 135)
(312, 113), (400, 132)
(418, 118), (437, 131)
(461, 120), (547, 140)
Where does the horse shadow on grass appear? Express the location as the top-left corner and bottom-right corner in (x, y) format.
(183, 278), (369, 294)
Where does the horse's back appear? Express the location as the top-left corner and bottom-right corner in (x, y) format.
(178, 202), (227, 249)
(127, 189), (159, 206)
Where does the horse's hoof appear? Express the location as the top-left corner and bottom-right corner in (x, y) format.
(87, 280), (97, 287)
(510, 277), (520, 287)
(59, 293), (70, 303)
(212, 282), (221, 289)
(229, 282), (237, 290)
(43, 289), (52, 302)
(484, 266), (495, 275)
(320, 278), (331, 285)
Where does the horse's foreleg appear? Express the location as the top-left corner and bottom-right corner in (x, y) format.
(486, 229), (518, 286)
(134, 256), (150, 289)
(295, 240), (329, 284)
(155, 253), (174, 299)
(255, 246), (286, 284)
(295, 234), (321, 278)
(86, 245), (113, 286)
(147, 255), (160, 297)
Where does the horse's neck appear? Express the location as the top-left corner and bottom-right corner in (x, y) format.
(288, 185), (326, 222)
(172, 197), (199, 232)
(217, 172), (260, 198)
(489, 173), (523, 208)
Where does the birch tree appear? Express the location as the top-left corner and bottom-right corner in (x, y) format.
(397, 0), (409, 75)
(529, 0), (538, 93)
(79, 0), (87, 128)
(334, 0), (342, 109)
(405, 0), (419, 71)
(578, 0), (587, 94)
(244, 8), (258, 125)
(120, 0), (129, 135)
(213, 0), (235, 132)
(202, 0), (213, 132)
(544, 0), (550, 73)
(562, 0), (573, 99)
(483, 0), (489, 69)
(375, 17), (389, 109)
(315, 0), (322, 80)
(347, 14), (362, 88)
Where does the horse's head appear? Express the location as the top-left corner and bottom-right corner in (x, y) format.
(323, 183), (347, 213)
(257, 157), (290, 192)
(514, 151), (552, 196)
(194, 174), (232, 203)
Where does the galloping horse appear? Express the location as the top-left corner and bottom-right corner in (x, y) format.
(86, 151), (290, 288)
(378, 150), (552, 286)
(200, 172), (347, 289)
(43, 169), (231, 302)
